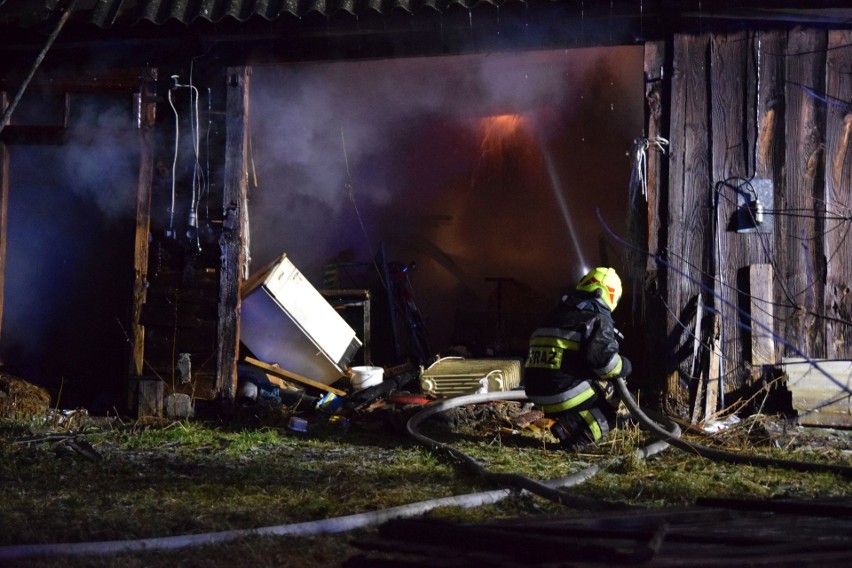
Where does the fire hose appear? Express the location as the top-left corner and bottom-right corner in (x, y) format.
(611, 378), (852, 478)
(405, 389), (676, 509)
(2, 381), (849, 560)
(0, 390), (668, 561)
(405, 379), (852, 502)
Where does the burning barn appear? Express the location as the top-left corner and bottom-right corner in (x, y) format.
(0, 1), (850, 429)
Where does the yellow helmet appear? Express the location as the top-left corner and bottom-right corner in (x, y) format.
(577, 267), (622, 311)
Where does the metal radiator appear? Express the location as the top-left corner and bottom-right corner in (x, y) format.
(420, 357), (523, 398)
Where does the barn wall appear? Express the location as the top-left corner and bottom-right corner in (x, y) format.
(646, 28), (852, 420)
(825, 30), (852, 360)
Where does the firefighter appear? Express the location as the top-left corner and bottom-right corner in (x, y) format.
(524, 267), (632, 450)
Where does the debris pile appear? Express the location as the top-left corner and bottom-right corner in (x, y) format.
(0, 372), (51, 420)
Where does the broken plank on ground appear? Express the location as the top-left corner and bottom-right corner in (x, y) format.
(243, 356), (346, 396)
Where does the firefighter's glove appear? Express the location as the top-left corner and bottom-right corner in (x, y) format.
(618, 355), (632, 379)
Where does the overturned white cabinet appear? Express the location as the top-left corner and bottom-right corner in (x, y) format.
(241, 254), (362, 386)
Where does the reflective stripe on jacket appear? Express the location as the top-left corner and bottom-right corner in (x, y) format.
(524, 292), (623, 400)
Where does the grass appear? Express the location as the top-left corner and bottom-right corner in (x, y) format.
(1, 403), (850, 567)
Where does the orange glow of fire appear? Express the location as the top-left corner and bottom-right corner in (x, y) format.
(479, 114), (525, 156)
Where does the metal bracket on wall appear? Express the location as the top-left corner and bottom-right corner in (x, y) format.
(735, 177), (774, 234)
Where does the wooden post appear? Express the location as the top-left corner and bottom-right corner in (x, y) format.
(130, 70), (157, 415)
(138, 379), (163, 418)
(690, 294), (705, 424)
(0, 91), (7, 344)
(705, 314), (721, 420)
(216, 66), (251, 399)
(641, 40), (668, 402)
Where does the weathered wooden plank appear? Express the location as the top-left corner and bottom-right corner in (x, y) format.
(130, 71), (156, 379)
(0, 91), (7, 343)
(664, 33), (710, 416)
(644, 40), (666, 272)
(710, 32), (787, 399)
(782, 357), (852, 427)
(756, 32), (786, 181)
(137, 379), (163, 418)
(243, 356), (347, 396)
(705, 314), (721, 420)
(749, 264), (775, 371)
(216, 66), (251, 399)
(783, 27), (827, 359)
(642, 39), (668, 398)
(754, 30), (788, 365)
(824, 29), (852, 360)
(711, 31), (751, 403)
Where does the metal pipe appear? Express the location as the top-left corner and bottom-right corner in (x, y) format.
(0, 0), (80, 134)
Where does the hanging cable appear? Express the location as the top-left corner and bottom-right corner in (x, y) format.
(167, 81), (180, 235)
(171, 75), (202, 247)
(340, 125), (387, 290)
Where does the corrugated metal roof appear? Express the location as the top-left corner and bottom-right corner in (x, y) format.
(1, 0), (527, 29)
(1, 1), (849, 34)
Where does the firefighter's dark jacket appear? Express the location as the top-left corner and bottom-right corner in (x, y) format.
(524, 290), (626, 400)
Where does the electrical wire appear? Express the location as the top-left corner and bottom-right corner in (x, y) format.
(597, 208), (852, 399)
(171, 75), (202, 238)
(656, 204), (852, 331)
(167, 87), (179, 232)
(714, 176), (852, 314)
(340, 125), (387, 290)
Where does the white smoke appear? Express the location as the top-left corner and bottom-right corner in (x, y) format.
(59, 98), (138, 219)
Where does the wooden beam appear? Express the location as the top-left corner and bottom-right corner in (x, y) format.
(216, 66), (251, 400)
(129, 69), (157, 414)
(243, 356), (346, 396)
(641, 40), (668, 401)
(749, 264), (776, 374)
(664, 32), (711, 417)
(643, 40), (666, 274)
(0, 67), (161, 95)
(705, 314), (721, 420)
(0, 91), (7, 343)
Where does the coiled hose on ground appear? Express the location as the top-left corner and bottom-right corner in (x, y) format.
(0, 390), (670, 561)
(2, 380), (849, 560)
(612, 378), (852, 478)
(405, 389), (676, 509)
